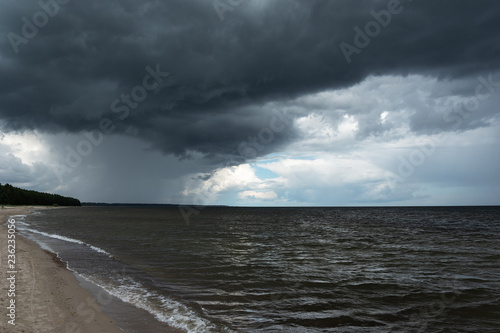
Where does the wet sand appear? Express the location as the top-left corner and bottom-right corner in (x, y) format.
(0, 206), (125, 333)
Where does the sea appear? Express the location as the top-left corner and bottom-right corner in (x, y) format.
(12, 206), (500, 332)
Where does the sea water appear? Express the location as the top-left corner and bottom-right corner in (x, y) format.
(17, 206), (500, 332)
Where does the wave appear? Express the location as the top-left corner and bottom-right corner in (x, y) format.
(17, 224), (230, 331)
(5, 214), (27, 223)
(17, 227), (113, 258)
(79, 273), (233, 333)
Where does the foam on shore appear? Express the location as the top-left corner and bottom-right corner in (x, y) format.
(18, 226), (114, 257)
(15, 210), (228, 333)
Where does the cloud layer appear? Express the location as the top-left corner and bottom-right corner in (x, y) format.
(0, 0), (499, 205)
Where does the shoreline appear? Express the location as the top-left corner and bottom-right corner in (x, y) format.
(0, 206), (125, 332)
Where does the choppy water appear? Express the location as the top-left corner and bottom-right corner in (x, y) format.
(15, 206), (500, 332)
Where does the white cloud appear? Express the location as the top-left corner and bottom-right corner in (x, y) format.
(181, 164), (264, 203)
(181, 152), (414, 206)
(1, 73), (499, 206)
(0, 131), (51, 166)
(238, 190), (278, 200)
(380, 111), (389, 124)
(260, 156), (391, 186)
(176, 71), (500, 206)
(0, 131), (57, 190)
(293, 113), (359, 151)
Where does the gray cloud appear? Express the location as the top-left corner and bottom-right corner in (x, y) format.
(1, 0), (500, 164)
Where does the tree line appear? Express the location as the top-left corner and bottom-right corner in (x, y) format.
(0, 183), (81, 206)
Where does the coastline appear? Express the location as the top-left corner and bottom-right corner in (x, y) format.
(0, 206), (125, 333)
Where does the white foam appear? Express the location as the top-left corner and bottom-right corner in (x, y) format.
(14, 221), (29, 226)
(79, 274), (232, 333)
(88, 245), (113, 257)
(5, 214), (28, 226)
(15, 220), (231, 331)
(18, 227), (113, 258)
(21, 227), (86, 244)
(4, 214), (27, 225)
(8, 214), (27, 219)
(21, 232), (56, 253)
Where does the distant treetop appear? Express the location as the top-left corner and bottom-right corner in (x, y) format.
(0, 183), (81, 206)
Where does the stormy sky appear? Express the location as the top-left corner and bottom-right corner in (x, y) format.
(1, 0), (499, 206)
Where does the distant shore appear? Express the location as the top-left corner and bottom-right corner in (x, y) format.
(0, 206), (125, 333)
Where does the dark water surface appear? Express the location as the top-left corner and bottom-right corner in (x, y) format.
(17, 206), (500, 332)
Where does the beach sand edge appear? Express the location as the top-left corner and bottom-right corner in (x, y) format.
(0, 206), (125, 333)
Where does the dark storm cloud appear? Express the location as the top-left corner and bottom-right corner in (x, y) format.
(1, 0), (499, 160)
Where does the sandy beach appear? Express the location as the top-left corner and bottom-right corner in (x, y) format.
(0, 206), (124, 333)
